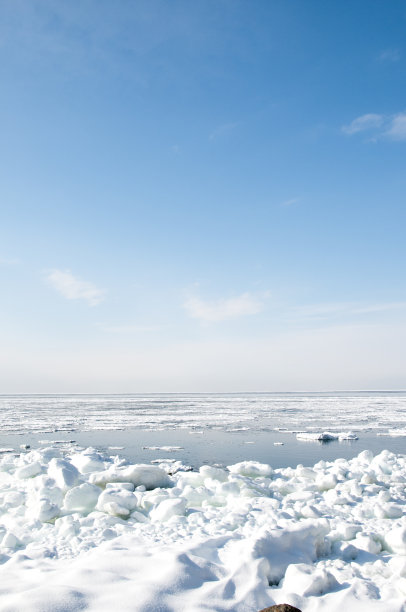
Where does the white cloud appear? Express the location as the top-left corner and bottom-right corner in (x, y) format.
(46, 269), (105, 306)
(385, 113), (406, 141)
(183, 292), (265, 322)
(342, 113), (384, 135)
(342, 111), (406, 141)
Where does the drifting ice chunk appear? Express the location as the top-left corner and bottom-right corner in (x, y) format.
(385, 526), (406, 555)
(70, 450), (106, 474)
(388, 556), (406, 576)
(3, 491), (24, 508)
(354, 533), (382, 554)
(315, 473), (338, 491)
(199, 465), (228, 482)
(374, 502), (403, 519)
(96, 487), (138, 515)
(282, 562), (340, 596)
(15, 461), (43, 479)
(106, 482), (135, 491)
(48, 458), (80, 490)
(150, 497), (187, 522)
(357, 449), (374, 463)
(1, 531), (20, 549)
(64, 483), (101, 513)
(143, 446), (183, 452)
(33, 499), (60, 522)
(338, 432), (358, 440)
(228, 461), (273, 478)
(122, 465), (172, 489)
(103, 502), (130, 518)
(296, 431), (358, 441)
(251, 519), (330, 585)
(90, 464), (171, 490)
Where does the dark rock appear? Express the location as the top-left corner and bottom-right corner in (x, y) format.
(258, 605), (302, 612)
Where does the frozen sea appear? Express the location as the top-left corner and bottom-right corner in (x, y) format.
(0, 391), (405, 467)
(1, 392), (406, 612)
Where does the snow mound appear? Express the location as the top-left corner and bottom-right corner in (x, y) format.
(0, 446), (405, 610)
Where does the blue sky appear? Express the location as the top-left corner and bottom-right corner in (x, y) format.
(1, 0), (406, 392)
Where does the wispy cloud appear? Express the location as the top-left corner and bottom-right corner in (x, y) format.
(183, 292), (265, 322)
(351, 302), (406, 315)
(0, 257), (19, 265)
(289, 301), (406, 320)
(209, 122), (239, 141)
(46, 269), (105, 306)
(385, 113), (406, 140)
(379, 48), (400, 63)
(342, 113), (384, 135)
(280, 197), (299, 207)
(100, 324), (163, 333)
(342, 111), (406, 141)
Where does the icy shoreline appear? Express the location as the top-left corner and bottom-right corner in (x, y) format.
(0, 445), (406, 611)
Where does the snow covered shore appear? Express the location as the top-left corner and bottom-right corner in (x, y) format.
(0, 445), (406, 611)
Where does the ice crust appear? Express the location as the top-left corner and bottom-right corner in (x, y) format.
(0, 446), (406, 610)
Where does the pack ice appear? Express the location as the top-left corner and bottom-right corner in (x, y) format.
(0, 446), (406, 611)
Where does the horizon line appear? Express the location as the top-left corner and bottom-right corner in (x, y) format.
(0, 389), (405, 396)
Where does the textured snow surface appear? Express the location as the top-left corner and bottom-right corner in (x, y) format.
(0, 446), (406, 610)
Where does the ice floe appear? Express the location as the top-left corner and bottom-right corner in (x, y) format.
(296, 431), (359, 442)
(377, 429), (406, 437)
(0, 445), (405, 609)
(142, 445), (184, 452)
